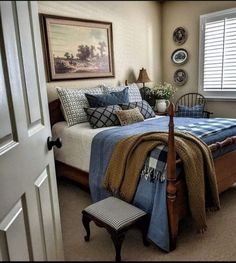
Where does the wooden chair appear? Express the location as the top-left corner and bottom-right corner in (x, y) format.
(175, 92), (213, 118)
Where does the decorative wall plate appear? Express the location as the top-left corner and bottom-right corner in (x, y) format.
(171, 48), (188, 65)
(173, 27), (187, 45)
(173, 69), (188, 86)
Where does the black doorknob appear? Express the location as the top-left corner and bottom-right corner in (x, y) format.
(47, 136), (62, 150)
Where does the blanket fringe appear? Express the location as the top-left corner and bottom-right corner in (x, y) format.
(141, 165), (165, 182)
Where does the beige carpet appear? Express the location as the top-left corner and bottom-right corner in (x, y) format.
(57, 177), (236, 261)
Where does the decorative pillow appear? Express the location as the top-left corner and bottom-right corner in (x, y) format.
(84, 105), (122, 129)
(110, 88), (130, 102)
(56, 86), (104, 126)
(103, 83), (142, 102)
(115, 107), (144, 126)
(120, 100), (156, 119)
(177, 104), (204, 118)
(85, 87), (129, 107)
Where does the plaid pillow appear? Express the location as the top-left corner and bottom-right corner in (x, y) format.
(177, 104), (204, 118)
(84, 105), (122, 128)
(120, 100), (156, 119)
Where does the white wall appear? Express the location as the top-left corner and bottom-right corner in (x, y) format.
(162, 1), (236, 117)
(38, 1), (162, 102)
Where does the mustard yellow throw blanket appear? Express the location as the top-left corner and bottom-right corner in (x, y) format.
(103, 131), (220, 232)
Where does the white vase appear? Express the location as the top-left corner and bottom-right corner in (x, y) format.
(155, 99), (170, 113)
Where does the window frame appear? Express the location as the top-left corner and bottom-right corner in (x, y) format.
(199, 7), (236, 100)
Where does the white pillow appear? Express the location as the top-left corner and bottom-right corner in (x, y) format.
(57, 86), (104, 127)
(103, 83), (142, 103)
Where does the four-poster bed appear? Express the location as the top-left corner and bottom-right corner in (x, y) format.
(49, 98), (236, 251)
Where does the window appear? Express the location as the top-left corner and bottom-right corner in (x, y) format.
(199, 8), (236, 100)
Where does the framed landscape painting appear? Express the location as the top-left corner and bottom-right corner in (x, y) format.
(40, 14), (115, 81)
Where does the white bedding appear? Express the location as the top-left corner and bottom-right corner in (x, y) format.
(52, 116), (163, 173)
(52, 121), (115, 172)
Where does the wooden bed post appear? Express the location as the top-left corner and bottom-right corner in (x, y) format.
(166, 102), (178, 251)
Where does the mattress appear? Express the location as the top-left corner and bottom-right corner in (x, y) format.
(52, 121), (115, 172)
(52, 117), (163, 172)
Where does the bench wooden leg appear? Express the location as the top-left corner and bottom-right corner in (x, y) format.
(82, 207), (148, 261)
(110, 231), (126, 262)
(136, 215), (150, 247)
(82, 212), (91, 242)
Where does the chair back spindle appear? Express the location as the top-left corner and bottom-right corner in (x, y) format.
(175, 92), (212, 118)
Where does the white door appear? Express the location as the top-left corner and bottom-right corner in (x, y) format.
(0, 1), (64, 261)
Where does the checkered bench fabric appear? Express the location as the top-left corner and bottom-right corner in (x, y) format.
(84, 197), (147, 230)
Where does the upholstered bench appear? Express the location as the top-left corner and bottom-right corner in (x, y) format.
(82, 196), (150, 262)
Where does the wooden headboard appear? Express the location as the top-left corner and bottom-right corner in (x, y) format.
(48, 99), (64, 127)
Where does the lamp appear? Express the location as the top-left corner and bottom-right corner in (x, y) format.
(136, 68), (155, 106)
(136, 67), (151, 87)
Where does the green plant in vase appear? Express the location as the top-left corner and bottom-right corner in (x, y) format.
(151, 82), (177, 112)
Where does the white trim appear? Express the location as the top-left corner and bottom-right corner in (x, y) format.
(205, 97), (236, 102)
(200, 7), (236, 19)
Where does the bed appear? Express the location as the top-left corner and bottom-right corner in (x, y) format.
(49, 98), (236, 251)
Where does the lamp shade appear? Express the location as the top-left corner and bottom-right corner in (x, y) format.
(136, 68), (151, 86)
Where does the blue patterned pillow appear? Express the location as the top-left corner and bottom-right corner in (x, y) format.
(85, 87), (129, 107)
(84, 105), (122, 128)
(177, 104), (204, 118)
(103, 83), (142, 102)
(120, 100), (156, 119)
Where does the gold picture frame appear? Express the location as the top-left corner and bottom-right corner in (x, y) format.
(40, 14), (115, 81)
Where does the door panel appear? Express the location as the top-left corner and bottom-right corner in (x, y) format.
(35, 168), (56, 261)
(0, 200), (29, 261)
(0, 1), (64, 261)
(15, 1), (43, 132)
(0, 25), (18, 153)
(0, 52), (13, 141)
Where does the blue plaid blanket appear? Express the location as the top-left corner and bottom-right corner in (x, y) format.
(141, 145), (167, 183)
(89, 116), (236, 252)
(176, 118), (236, 138)
(133, 144), (170, 251)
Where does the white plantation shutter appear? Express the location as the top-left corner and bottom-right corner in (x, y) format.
(199, 8), (236, 99)
(203, 20), (224, 91)
(224, 18), (236, 91)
